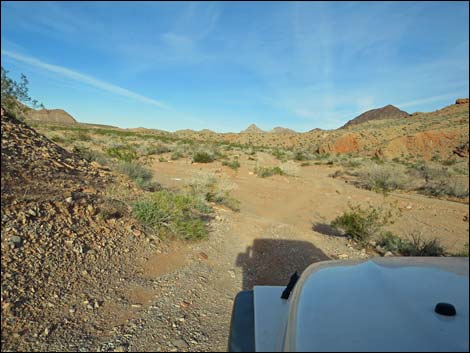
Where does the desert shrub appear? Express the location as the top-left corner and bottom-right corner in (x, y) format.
(255, 166), (284, 178)
(159, 157), (168, 162)
(72, 145), (110, 165)
(185, 172), (240, 211)
(454, 243), (469, 257)
(141, 143), (171, 155)
(74, 130), (91, 141)
(401, 232), (445, 256)
(245, 147), (256, 156)
(133, 190), (211, 240)
(171, 150), (184, 160)
(314, 153), (331, 160)
(420, 179), (469, 199)
(116, 162), (159, 191)
(442, 158), (457, 166)
(99, 198), (128, 220)
(222, 160), (241, 170)
(293, 150), (312, 161)
(280, 161), (300, 176)
(339, 158), (362, 169)
(377, 231), (405, 254)
(450, 164), (469, 176)
(192, 151), (215, 163)
(301, 162), (311, 167)
(331, 203), (394, 244)
(356, 163), (412, 192)
(106, 144), (137, 162)
(50, 135), (65, 143)
(378, 232), (445, 256)
(370, 155), (385, 164)
(272, 149), (286, 160)
(135, 142), (170, 157)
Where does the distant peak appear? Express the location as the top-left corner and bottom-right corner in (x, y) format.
(241, 124), (265, 133)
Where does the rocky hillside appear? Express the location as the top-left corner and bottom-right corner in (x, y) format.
(207, 100), (468, 161)
(26, 108), (77, 124)
(340, 104), (409, 129)
(0, 110), (153, 351)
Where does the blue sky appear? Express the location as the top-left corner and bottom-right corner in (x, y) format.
(1, 1), (469, 132)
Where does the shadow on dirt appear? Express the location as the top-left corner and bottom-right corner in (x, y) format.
(312, 223), (344, 237)
(235, 239), (330, 291)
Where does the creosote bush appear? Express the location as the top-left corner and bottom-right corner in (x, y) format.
(255, 166), (284, 178)
(331, 203), (394, 244)
(192, 151), (215, 163)
(377, 231), (445, 257)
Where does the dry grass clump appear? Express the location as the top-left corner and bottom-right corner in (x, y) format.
(280, 161), (300, 176)
(355, 162), (413, 192)
(185, 172), (240, 211)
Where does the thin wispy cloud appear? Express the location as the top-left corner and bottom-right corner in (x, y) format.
(397, 93), (464, 109)
(2, 50), (169, 109)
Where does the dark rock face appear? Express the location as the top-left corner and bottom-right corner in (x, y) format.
(455, 98), (469, 105)
(340, 105), (409, 129)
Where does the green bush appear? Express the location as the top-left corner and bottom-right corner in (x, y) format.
(377, 231), (405, 254)
(116, 162), (159, 191)
(171, 151), (184, 160)
(133, 190), (211, 240)
(72, 145), (110, 166)
(255, 166), (284, 178)
(106, 145), (137, 162)
(331, 204), (393, 244)
(222, 160), (241, 170)
(378, 232), (445, 256)
(192, 151), (215, 163)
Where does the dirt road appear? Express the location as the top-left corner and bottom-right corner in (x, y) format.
(93, 154), (468, 352)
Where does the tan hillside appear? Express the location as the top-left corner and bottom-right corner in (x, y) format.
(26, 108), (77, 124)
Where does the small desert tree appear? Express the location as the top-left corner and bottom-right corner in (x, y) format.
(1, 66), (43, 120)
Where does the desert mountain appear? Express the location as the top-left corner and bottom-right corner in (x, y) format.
(200, 129), (216, 134)
(241, 124), (265, 134)
(26, 108), (77, 124)
(340, 104), (409, 129)
(270, 127), (296, 134)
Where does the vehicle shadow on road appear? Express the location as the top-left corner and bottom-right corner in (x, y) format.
(312, 223), (344, 237)
(235, 239), (330, 291)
